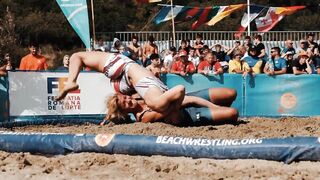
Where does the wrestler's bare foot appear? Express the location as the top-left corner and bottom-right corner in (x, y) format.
(55, 82), (79, 101)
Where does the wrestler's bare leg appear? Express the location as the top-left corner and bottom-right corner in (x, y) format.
(208, 88), (237, 107)
(143, 85), (185, 113)
(56, 51), (108, 100)
(209, 106), (238, 123)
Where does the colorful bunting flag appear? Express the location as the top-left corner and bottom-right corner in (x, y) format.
(154, 4), (245, 29)
(235, 5), (264, 37)
(255, 6), (305, 32)
(206, 4), (246, 26)
(191, 6), (225, 30)
(154, 5), (186, 24)
(136, 0), (161, 3)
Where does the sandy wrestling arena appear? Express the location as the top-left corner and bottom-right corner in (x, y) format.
(1, 117), (320, 179)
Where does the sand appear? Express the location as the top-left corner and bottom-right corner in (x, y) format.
(1, 117), (320, 179)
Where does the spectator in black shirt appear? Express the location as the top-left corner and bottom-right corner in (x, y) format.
(292, 52), (312, 75)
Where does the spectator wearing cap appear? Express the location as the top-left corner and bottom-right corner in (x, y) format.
(242, 45), (263, 75)
(197, 51), (223, 76)
(146, 54), (162, 78)
(170, 50), (196, 77)
(163, 46), (177, 72)
(292, 52), (312, 75)
(306, 33), (320, 74)
(283, 51), (295, 74)
(228, 50), (250, 74)
(264, 47), (287, 76)
(19, 42), (48, 70)
(281, 39), (296, 56)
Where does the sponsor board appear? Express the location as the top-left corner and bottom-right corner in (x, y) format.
(8, 72), (114, 116)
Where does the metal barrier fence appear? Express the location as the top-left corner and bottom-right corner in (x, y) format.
(95, 31), (320, 53)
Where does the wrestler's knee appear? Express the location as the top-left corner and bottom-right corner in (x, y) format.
(226, 108), (238, 122)
(226, 88), (237, 101)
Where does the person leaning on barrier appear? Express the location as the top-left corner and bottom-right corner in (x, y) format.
(263, 47), (287, 76)
(170, 50), (196, 77)
(188, 47), (200, 68)
(197, 51), (223, 76)
(163, 46), (177, 72)
(228, 51), (250, 75)
(292, 52), (312, 75)
(283, 51), (295, 74)
(242, 45), (263, 76)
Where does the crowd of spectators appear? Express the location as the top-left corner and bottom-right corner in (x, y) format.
(1, 33), (319, 77)
(93, 33), (319, 78)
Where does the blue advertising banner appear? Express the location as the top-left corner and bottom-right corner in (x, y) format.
(56, 0), (90, 48)
(1, 131), (320, 163)
(161, 74), (244, 114)
(245, 74), (320, 116)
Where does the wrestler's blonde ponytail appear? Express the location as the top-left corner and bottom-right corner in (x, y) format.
(105, 94), (128, 124)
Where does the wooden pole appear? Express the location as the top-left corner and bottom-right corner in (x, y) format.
(247, 0), (251, 36)
(170, 0), (176, 47)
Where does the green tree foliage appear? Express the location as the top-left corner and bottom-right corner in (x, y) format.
(0, 0), (319, 57)
(0, 7), (17, 60)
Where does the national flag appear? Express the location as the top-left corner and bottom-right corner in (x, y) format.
(206, 4), (246, 27)
(255, 6), (305, 32)
(234, 5), (264, 37)
(136, 0), (161, 3)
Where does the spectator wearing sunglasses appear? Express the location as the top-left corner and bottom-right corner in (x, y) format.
(264, 47), (287, 76)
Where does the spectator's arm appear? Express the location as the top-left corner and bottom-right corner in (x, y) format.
(263, 62), (270, 74)
(258, 49), (266, 58)
(170, 63), (181, 75)
(305, 59), (312, 74)
(216, 67), (224, 74)
(274, 68), (287, 75)
(187, 63), (196, 74)
(155, 45), (159, 54)
(197, 64), (207, 75)
(293, 67), (306, 75)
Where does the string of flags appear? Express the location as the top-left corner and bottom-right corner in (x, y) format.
(145, 2), (306, 35)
